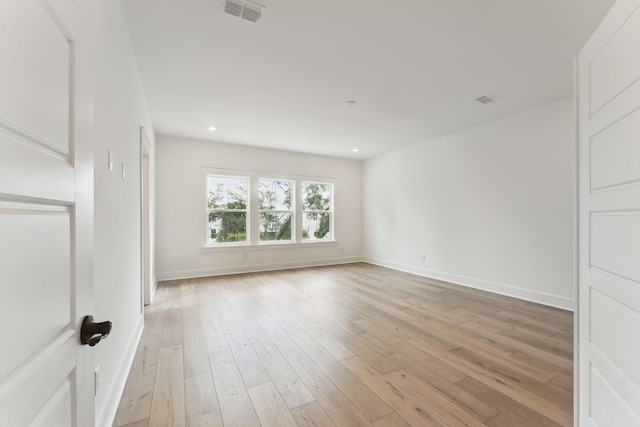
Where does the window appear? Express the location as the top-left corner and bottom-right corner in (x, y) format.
(302, 182), (333, 241)
(206, 175), (248, 244)
(259, 178), (294, 242)
(204, 173), (335, 247)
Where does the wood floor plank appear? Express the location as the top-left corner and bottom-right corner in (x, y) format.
(326, 332), (399, 375)
(209, 349), (260, 427)
(340, 356), (449, 427)
(291, 331), (394, 422)
(119, 419), (149, 427)
(457, 376), (564, 427)
(114, 336), (161, 426)
(160, 310), (184, 347)
(247, 382), (298, 427)
(357, 332), (467, 383)
(184, 373), (223, 427)
(284, 349), (373, 427)
(200, 312), (229, 354)
(549, 373), (573, 393)
(290, 401), (337, 427)
(372, 412), (412, 427)
(224, 299), (272, 346)
(218, 301), (271, 388)
(182, 317), (210, 378)
(227, 342), (271, 389)
(259, 298), (310, 335)
(450, 346), (572, 408)
(250, 306), (300, 353)
(253, 342), (315, 409)
(385, 369), (486, 426)
(180, 283), (200, 319)
(411, 340), (572, 425)
(149, 345), (186, 427)
(352, 318), (415, 347)
(142, 311), (163, 337)
(458, 321), (573, 370)
(358, 336), (499, 423)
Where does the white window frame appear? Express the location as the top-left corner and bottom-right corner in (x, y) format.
(301, 181), (334, 242)
(202, 168), (336, 250)
(258, 178), (295, 244)
(205, 173), (250, 246)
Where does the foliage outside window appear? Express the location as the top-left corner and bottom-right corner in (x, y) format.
(207, 175), (248, 244)
(302, 182), (333, 241)
(259, 179), (294, 242)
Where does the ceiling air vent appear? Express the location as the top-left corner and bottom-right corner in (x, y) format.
(475, 94), (499, 104)
(223, 0), (264, 23)
(224, 0), (243, 17)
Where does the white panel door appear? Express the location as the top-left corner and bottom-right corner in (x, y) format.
(578, 0), (640, 425)
(0, 0), (95, 426)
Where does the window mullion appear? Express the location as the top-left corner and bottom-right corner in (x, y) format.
(295, 180), (303, 242)
(249, 175), (259, 245)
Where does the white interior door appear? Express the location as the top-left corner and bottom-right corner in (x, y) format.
(577, 0), (640, 425)
(0, 0), (96, 425)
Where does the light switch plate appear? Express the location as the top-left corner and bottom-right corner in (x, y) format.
(95, 365), (100, 396)
(108, 150), (114, 171)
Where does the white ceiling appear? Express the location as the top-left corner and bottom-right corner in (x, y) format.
(121, 0), (615, 159)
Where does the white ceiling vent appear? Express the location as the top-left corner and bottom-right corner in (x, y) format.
(223, 0), (263, 23)
(475, 94), (499, 104)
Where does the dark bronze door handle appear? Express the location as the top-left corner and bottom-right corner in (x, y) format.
(80, 315), (112, 346)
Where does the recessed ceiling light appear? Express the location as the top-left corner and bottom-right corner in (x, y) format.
(208, 126), (216, 131)
(352, 148), (359, 152)
(475, 94), (499, 104)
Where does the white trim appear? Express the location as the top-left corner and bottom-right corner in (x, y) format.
(201, 240), (337, 252)
(149, 275), (158, 304)
(363, 256), (574, 311)
(199, 165), (337, 182)
(572, 55), (581, 427)
(97, 316), (144, 427)
(205, 173), (250, 245)
(156, 256), (362, 281)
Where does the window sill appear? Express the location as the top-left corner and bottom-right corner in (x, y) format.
(201, 240), (337, 253)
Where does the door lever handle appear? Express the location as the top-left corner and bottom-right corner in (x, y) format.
(81, 315), (112, 346)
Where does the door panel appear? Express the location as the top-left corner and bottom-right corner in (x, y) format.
(0, 0), (70, 153)
(0, 0), (94, 425)
(589, 2), (640, 115)
(590, 368), (638, 427)
(0, 338), (75, 426)
(590, 111), (640, 191)
(578, 0), (640, 425)
(0, 203), (71, 380)
(590, 212), (640, 282)
(590, 289), (640, 382)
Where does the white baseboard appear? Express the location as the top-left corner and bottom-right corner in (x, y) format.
(157, 256), (362, 282)
(363, 256), (574, 311)
(98, 316), (144, 427)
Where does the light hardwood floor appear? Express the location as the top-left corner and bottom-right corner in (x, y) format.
(113, 263), (573, 427)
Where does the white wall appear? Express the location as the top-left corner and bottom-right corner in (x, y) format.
(92, 2), (155, 425)
(155, 135), (362, 279)
(363, 98), (574, 309)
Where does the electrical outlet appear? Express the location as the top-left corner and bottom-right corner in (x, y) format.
(420, 255), (426, 262)
(94, 365), (100, 396)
